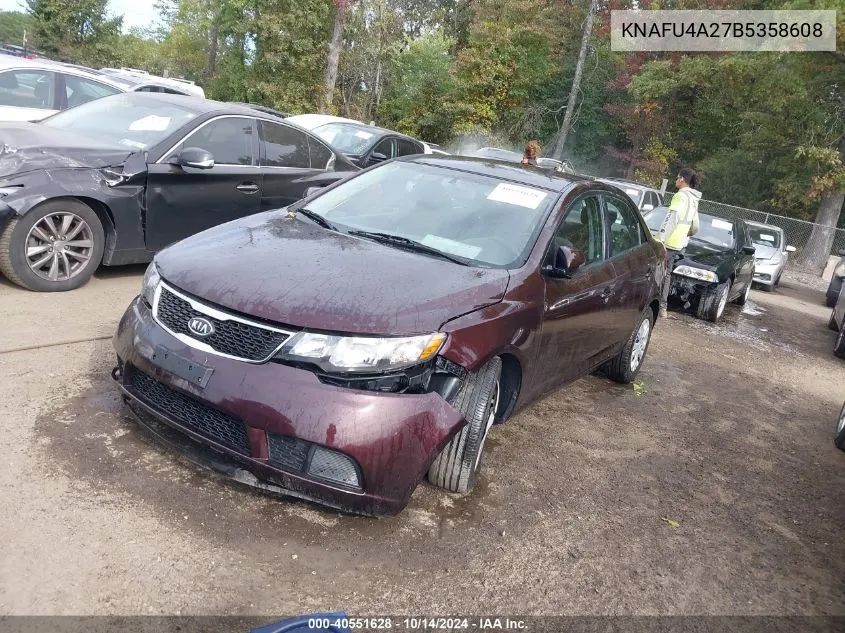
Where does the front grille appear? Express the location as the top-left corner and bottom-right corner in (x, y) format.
(156, 286), (290, 361)
(267, 432), (312, 471)
(129, 368), (251, 455)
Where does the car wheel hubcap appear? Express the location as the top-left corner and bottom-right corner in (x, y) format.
(838, 405), (845, 434)
(25, 212), (94, 282)
(475, 378), (500, 470)
(630, 318), (651, 372)
(716, 285), (728, 318)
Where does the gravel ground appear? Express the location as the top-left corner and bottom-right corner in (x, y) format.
(1, 267), (844, 629)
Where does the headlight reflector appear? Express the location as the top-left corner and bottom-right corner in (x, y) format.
(141, 262), (161, 306)
(278, 331), (446, 373)
(673, 265), (718, 283)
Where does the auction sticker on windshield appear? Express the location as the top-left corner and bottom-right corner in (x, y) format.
(712, 218), (733, 231)
(487, 183), (548, 209)
(759, 233), (776, 241)
(355, 130), (373, 139)
(128, 115), (172, 131)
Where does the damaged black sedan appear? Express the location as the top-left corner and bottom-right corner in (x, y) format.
(0, 92), (358, 291)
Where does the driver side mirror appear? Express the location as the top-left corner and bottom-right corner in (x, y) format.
(742, 245), (756, 255)
(172, 147), (214, 170)
(543, 245), (586, 279)
(367, 152), (388, 166)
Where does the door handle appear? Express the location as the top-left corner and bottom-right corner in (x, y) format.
(236, 183), (260, 194)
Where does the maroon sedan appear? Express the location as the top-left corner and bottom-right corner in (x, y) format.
(112, 156), (667, 516)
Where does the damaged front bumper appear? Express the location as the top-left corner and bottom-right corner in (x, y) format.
(669, 274), (718, 306)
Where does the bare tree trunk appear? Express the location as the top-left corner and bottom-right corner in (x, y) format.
(551, 0), (597, 161)
(204, 23), (219, 78)
(797, 136), (845, 274)
(319, 0), (347, 113)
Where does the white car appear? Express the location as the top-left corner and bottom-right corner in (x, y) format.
(0, 55), (202, 122)
(287, 113), (436, 154)
(745, 221), (795, 291)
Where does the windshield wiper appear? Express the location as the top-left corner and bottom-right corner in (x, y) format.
(347, 230), (469, 265)
(293, 208), (338, 232)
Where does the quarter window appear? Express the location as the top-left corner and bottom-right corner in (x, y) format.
(396, 138), (422, 156)
(261, 120), (310, 168)
(551, 196), (605, 266)
(0, 70), (54, 109)
(604, 195), (642, 256)
(307, 136), (334, 170)
(183, 117), (253, 166)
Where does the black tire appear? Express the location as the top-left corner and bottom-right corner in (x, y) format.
(825, 276), (842, 307)
(829, 310), (839, 332)
(733, 275), (752, 305)
(603, 307), (654, 384)
(834, 328), (845, 360)
(0, 199), (104, 292)
(762, 282), (774, 292)
(428, 356), (502, 494)
(835, 401), (845, 451)
(696, 281), (729, 322)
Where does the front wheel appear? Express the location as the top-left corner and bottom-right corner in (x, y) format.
(696, 281), (729, 322)
(0, 199), (104, 292)
(829, 310), (839, 332)
(602, 308), (654, 384)
(835, 401), (845, 450)
(834, 328), (845, 359)
(428, 356), (502, 494)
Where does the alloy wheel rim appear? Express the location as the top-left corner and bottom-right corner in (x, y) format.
(475, 379), (500, 470)
(838, 405), (845, 434)
(630, 318), (651, 372)
(25, 212), (94, 282)
(716, 284), (728, 319)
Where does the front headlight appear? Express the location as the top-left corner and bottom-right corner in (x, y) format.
(673, 265), (719, 283)
(275, 331), (446, 373)
(141, 262), (161, 306)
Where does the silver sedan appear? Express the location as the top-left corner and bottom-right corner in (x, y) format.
(746, 221), (795, 291)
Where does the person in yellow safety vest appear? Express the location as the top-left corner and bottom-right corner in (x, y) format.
(658, 167), (703, 318)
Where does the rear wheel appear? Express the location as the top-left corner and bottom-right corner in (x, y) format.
(829, 310), (839, 332)
(602, 308), (653, 384)
(696, 281), (729, 322)
(0, 199), (104, 292)
(834, 328), (845, 359)
(836, 401), (845, 450)
(428, 356), (502, 494)
(733, 274), (752, 305)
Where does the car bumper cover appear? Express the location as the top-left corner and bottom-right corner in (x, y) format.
(112, 296), (466, 516)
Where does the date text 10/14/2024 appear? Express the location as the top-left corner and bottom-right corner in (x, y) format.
(306, 617), (528, 630)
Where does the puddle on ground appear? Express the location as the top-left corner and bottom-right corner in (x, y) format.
(741, 300), (766, 316)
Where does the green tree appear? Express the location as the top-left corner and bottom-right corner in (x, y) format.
(25, 0), (122, 63)
(0, 10), (34, 48)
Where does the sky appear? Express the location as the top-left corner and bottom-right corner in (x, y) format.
(0, 0), (160, 33)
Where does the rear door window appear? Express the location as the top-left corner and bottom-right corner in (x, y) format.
(372, 137), (396, 158)
(396, 138), (423, 156)
(604, 194), (642, 256)
(260, 120), (311, 168)
(62, 74), (121, 108)
(307, 136), (335, 170)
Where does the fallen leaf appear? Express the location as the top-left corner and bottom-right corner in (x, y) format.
(633, 380), (647, 396)
(661, 517), (680, 528)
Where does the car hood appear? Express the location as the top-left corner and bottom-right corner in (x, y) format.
(682, 239), (732, 269)
(155, 211), (510, 335)
(753, 244), (780, 260)
(0, 122), (135, 176)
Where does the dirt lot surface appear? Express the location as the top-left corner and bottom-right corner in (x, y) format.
(1, 267), (844, 621)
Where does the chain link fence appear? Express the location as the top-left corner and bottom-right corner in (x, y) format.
(659, 195), (845, 271)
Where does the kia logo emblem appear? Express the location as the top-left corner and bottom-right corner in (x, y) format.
(187, 316), (215, 337)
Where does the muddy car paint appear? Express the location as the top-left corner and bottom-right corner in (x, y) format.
(112, 156), (665, 515)
(0, 92), (360, 284)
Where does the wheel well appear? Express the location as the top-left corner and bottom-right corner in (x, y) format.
(495, 353), (522, 423)
(648, 299), (660, 322)
(71, 197), (116, 263)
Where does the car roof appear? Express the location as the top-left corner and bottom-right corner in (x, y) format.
(597, 177), (657, 191)
(0, 54), (132, 87)
(285, 113), (362, 129)
(405, 155), (595, 193)
(66, 91), (278, 117)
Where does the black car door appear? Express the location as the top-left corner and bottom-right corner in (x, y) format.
(145, 115), (261, 251)
(602, 193), (655, 340)
(735, 221), (756, 294)
(535, 193), (619, 390)
(257, 119), (326, 211)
